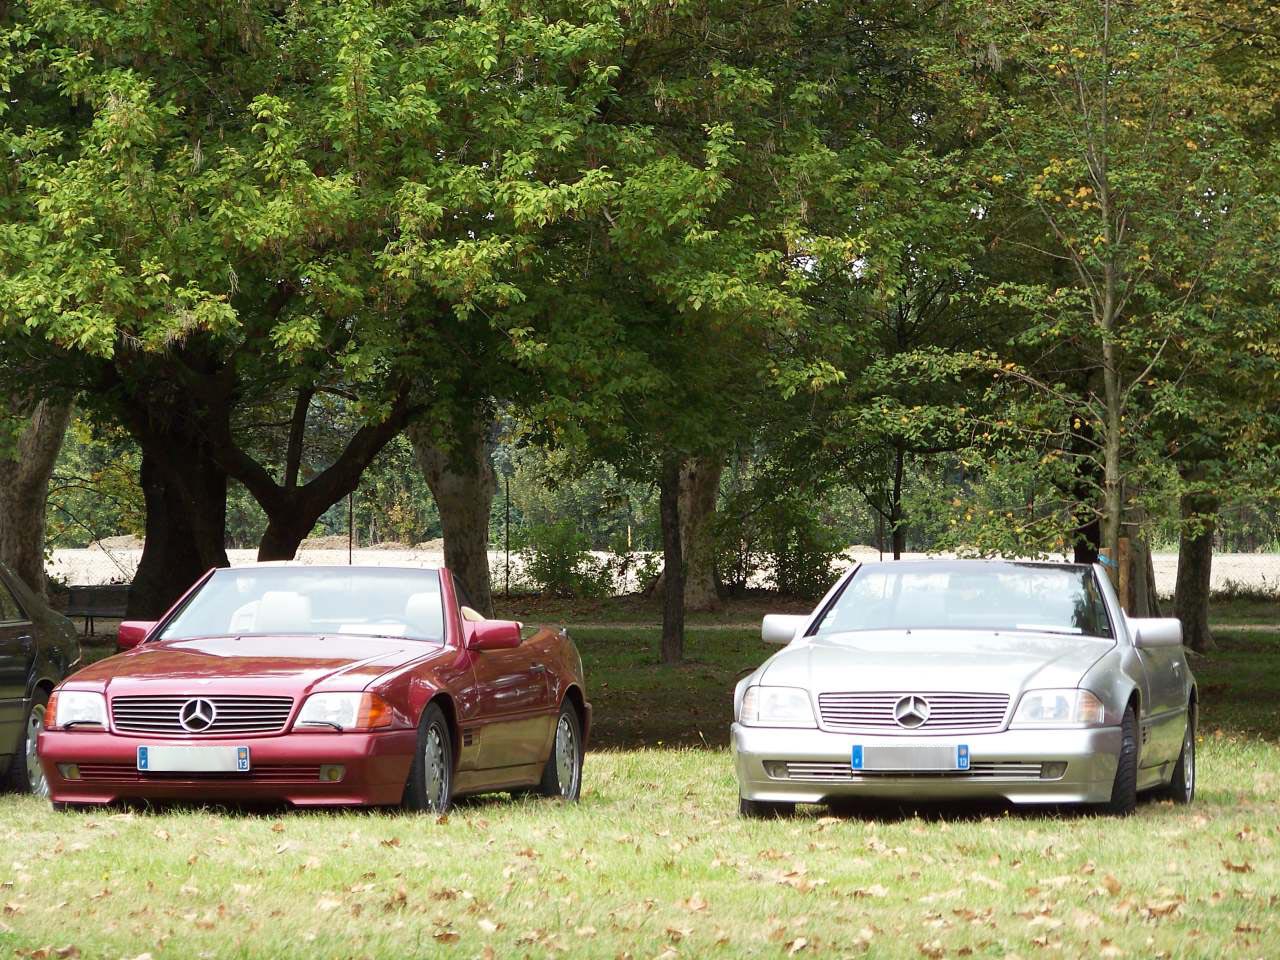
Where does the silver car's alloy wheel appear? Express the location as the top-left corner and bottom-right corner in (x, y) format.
(1180, 722), (1195, 801)
(26, 704), (48, 798)
(423, 726), (448, 811)
(554, 713), (579, 799)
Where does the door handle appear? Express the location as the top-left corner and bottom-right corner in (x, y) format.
(18, 635), (33, 651)
(530, 663), (546, 675)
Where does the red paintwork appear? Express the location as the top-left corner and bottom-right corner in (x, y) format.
(38, 566), (590, 808)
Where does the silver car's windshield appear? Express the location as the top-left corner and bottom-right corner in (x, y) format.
(159, 567), (445, 642)
(813, 562), (1113, 639)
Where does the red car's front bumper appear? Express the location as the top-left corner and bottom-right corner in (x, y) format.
(38, 729), (418, 808)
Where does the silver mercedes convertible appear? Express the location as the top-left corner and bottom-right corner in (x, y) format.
(732, 559), (1196, 817)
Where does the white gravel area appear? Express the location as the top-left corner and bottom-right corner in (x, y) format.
(47, 544), (1280, 596)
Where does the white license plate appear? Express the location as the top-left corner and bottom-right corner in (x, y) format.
(852, 744), (969, 771)
(137, 745), (251, 773)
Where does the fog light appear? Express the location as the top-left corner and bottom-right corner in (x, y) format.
(319, 764), (345, 782)
(762, 762), (788, 780)
(57, 763), (81, 780)
(1041, 762), (1067, 780)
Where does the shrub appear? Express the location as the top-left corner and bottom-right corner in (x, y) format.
(715, 491), (842, 600)
(517, 521), (612, 598)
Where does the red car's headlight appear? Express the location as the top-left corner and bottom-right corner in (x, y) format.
(295, 693), (393, 731)
(45, 690), (107, 730)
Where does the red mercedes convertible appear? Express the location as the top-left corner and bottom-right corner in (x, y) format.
(38, 565), (589, 812)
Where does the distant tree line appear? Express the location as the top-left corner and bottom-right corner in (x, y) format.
(4, 0), (1280, 660)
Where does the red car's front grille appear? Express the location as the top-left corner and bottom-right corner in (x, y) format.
(75, 763), (324, 784)
(110, 696), (295, 735)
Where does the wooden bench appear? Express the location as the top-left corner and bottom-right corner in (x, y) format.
(64, 584), (131, 635)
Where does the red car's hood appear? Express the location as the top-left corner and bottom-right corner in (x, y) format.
(71, 635), (448, 696)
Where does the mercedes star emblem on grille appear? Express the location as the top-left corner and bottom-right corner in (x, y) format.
(178, 697), (218, 732)
(892, 695), (931, 728)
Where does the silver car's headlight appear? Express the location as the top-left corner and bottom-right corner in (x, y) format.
(49, 690), (107, 729)
(739, 686), (816, 728)
(1010, 689), (1108, 728)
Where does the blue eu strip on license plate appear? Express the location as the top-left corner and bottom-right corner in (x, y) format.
(851, 745), (864, 770)
(138, 746), (150, 770)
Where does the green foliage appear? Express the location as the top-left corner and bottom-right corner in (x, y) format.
(45, 417), (143, 548)
(715, 481), (844, 600)
(516, 521), (612, 599)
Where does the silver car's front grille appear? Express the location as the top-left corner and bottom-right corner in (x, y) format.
(817, 692), (1010, 733)
(777, 761), (1044, 782)
(111, 696), (295, 735)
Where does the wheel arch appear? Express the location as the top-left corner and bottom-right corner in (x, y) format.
(424, 692), (461, 767)
(562, 684), (589, 744)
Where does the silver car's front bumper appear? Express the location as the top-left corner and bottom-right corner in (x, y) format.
(732, 724), (1121, 805)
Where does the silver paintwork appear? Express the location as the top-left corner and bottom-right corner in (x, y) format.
(733, 560), (1196, 807)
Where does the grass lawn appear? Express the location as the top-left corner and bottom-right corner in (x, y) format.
(5, 600), (1278, 958)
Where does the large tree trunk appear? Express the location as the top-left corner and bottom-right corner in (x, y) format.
(680, 456), (722, 612)
(0, 397), (74, 597)
(1175, 489), (1217, 653)
(409, 414), (496, 617)
(129, 444), (230, 618)
(658, 454), (685, 665)
(1123, 533), (1161, 617)
(650, 456), (723, 610)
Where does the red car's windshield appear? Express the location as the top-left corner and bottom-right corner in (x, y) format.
(158, 567), (445, 643)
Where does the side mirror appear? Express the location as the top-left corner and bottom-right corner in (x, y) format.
(467, 619), (523, 651)
(117, 621), (157, 651)
(1129, 617), (1183, 649)
(762, 614), (807, 645)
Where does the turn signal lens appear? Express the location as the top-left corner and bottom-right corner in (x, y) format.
(46, 692), (57, 729)
(356, 693), (393, 730)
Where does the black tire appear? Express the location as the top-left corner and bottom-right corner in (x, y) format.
(1102, 704), (1139, 816)
(404, 703), (453, 814)
(739, 796), (794, 819)
(7, 689), (50, 797)
(537, 700), (583, 801)
(1157, 703), (1196, 804)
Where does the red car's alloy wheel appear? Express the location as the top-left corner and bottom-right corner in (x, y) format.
(406, 702), (454, 814)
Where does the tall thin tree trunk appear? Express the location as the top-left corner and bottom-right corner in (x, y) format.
(1175, 489), (1217, 653)
(658, 454), (685, 665)
(129, 445), (229, 617)
(890, 445), (906, 560)
(1100, 339), (1124, 587)
(0, 397), (74, 597)
(409, 414), (496, 617)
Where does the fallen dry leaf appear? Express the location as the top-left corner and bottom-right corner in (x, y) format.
(1222, 859), (1253, 874)
(787, 937), (809, 955)
(851, 884), (889, 898)
(1101, 874), (1122, 896)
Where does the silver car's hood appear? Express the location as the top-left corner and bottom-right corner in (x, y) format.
(760, 630), (1115, 696)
